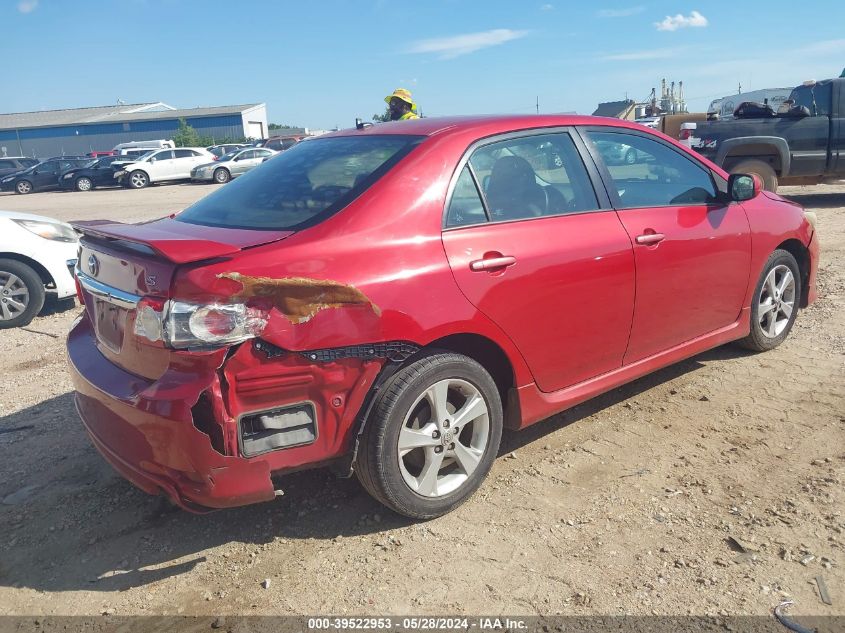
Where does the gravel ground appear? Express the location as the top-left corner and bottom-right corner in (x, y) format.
(0, 182), (842, 618)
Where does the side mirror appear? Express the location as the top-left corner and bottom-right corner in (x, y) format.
(728, 173), (761, 202)
(149, 157), (157, 163)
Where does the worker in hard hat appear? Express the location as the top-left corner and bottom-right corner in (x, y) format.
(385, 88), (419, 121)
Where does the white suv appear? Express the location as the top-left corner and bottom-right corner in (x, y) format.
(115, 148), (215, 189)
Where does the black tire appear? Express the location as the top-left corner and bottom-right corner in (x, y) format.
(737, 249), (801, 352)
(355, 351), (503, 519)
(730, 159), (778, 192)
(127, 170), (149, 189)
(624, 149), (637, 165)
(0, 259), (46, 329)
(15, 180), (33, 195)
(213, 168), (230, 184)
(75, 176), (93, 192)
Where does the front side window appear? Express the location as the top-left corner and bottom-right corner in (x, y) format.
(0, 160), (14, 169)
(153, 150), (173, 161)
(587, 130), (718, 207)
(177, 134), (423, 230)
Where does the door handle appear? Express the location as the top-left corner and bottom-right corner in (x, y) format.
(469, 255), (516, 272)
(635, 233), (666, 245)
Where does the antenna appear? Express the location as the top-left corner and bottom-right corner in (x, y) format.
(536, 96), (539, 114)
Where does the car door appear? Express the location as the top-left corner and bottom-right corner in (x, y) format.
(441, 130), (636, 393)
(148, 150), (175, 180)
(172, 149), (201, 178)
(582, 127), (752, 364)
(31, 161), (60, 190)
(230, 150), (254, 176)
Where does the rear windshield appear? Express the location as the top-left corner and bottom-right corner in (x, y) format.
(177, 135), (423, 230)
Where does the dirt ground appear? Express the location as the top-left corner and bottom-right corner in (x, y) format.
(0, 183), (842, 618)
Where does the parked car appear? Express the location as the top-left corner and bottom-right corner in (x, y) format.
(58, 155), (132, 191)
(260, 135), (303, 151)
(0, 210), (78, 328)
(191, 147), (276, 183)
(113, 148), (215, 188)
(69, 115), (818, 519)
(593, 139), (644, 164)
(634, 116), (661, 129)
(113, 139), (174, 155)
(87, 151), (116, 158)
(0, 157), (39, 178)
(684, 77), (845, 191)
(0, 157), (93, 194)
(207, 144), (248, 159)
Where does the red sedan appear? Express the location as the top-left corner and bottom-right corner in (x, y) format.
(68, 115), (819, 518)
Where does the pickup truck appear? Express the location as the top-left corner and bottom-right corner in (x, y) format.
(683, 77), (845, 191)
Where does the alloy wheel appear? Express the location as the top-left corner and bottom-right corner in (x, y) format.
(16, 181), (31, 194)
(0, 272), (30, 321)
(397, 378), (490, 498)
(758, 264), (795, 338)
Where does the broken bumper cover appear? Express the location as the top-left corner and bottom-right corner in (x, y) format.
(67, 316), (276, 512)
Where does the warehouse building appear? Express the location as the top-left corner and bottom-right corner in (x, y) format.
(0, 102), (268, 158)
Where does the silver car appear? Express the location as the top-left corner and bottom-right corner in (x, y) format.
(190, 147), (277, 184)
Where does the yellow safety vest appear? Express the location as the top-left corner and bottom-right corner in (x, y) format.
(399, 111), (419, 120)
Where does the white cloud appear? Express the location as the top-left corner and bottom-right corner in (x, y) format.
(600, 47), (683, 61)
(655, 10), (708, 31)
(407, 29), (529, 60)
(598, 6), (645, 18)
(17, 0), (39, 13)
(540, 4), (554, 10)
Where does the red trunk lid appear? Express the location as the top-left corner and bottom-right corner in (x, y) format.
(72, 218), (293, 379)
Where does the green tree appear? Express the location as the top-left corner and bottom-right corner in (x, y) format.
(372, 107), (391, 122)
(173, 117), (201, 147)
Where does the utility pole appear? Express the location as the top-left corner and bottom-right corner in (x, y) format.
(536, 96), (539, 114)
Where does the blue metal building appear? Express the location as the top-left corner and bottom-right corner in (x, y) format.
(0, 102), (268, 158)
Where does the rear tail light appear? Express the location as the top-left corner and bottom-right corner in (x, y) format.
(134, 299), (268, 349)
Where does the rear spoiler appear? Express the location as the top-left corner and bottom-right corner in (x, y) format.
(71, 219), (292, 264)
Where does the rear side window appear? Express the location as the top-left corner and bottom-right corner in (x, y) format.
(0, 160), (14, 169)
(587, 130), (718, 207)
(177, 135), (423, 230)
(447, 131), (599, 227)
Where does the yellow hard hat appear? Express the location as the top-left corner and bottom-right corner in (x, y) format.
(385, 88), (416, 109)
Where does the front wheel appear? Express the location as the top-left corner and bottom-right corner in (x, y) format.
(0, 259), (45, 329)
(737, 249), (801, 352)
(624, 149), (637, 164)
(213, 168), (230, 184)
(731, 159), (778, 192)
(128, 170), (149, 189)
(355, 351), (503, 519)
(15, 180), (32, 194)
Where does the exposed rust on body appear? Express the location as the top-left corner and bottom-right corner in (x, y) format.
(218, 272), (382, 324)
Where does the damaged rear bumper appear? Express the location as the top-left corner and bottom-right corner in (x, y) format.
(68, 315), (386, 511)
(68, 317), (276, 511)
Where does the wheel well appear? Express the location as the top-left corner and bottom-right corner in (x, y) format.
(776, 239), (811, 307)
(0, 252), (54, 288)
(723, 145), (782, 175)
(425, 334), (515, 405)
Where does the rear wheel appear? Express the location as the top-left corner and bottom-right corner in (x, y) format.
(128, 170), (149, 189)
(213, 168), (230, 184)
(730, 159), (778, 192)
(0, 259), (45, 329)
(737, 249), (800, 352)
(624, 148), (637, 164)
(355, 351), (503, 519)
(75, 176), (93, 191)
(15, 180), (32, 195)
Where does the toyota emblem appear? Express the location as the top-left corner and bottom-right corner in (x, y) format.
(87, 254), (100, 277)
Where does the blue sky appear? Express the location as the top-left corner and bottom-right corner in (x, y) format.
(3, 0), (844, 128)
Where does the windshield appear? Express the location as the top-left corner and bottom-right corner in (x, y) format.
(177, 135), (424, 230)
(133, 150), (156, 162)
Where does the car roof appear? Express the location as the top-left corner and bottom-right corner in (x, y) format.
(0, 209), (72, 225)
(322, 114), (663, 140)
